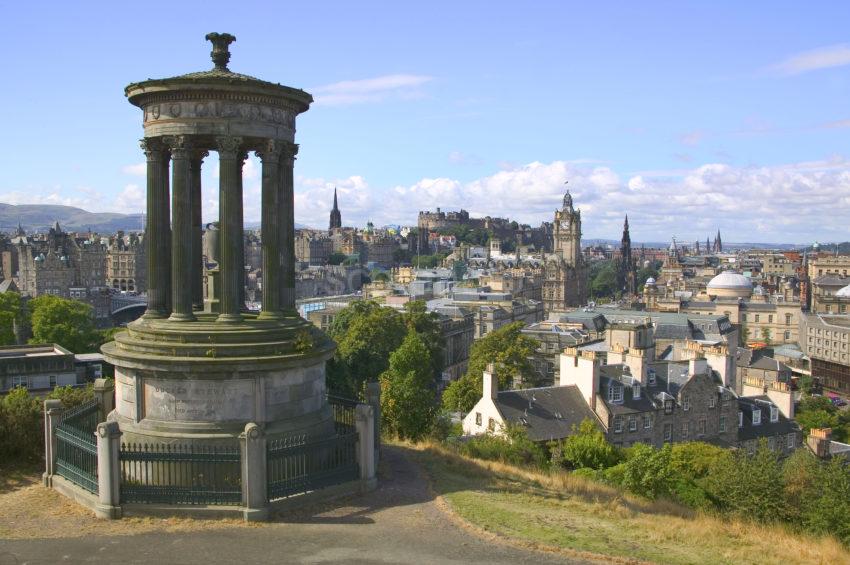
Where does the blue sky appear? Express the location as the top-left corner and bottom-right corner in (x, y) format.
(1, 1), (849, 243)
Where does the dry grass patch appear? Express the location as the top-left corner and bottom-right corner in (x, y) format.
(407, 441), (848, 565)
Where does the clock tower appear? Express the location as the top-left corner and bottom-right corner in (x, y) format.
(544, 190), (588, 312)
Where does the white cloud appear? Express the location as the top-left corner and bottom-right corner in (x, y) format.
(114, 184), (144, 212)
(290, 158), (850, 243)
(121, 162), (146, 176)
(312, 74), (433, 106)
(769, 44), (850, 75)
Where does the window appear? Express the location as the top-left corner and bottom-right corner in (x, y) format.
(738, 411), (743, 428)
(752, 409), (761, 425)
(475, 412), (482, 426)
(643, 414), (651, 429)
(628, 416), (637, 432)
(663, 423), (672, 442)
(784, 331), (790, 340)
(709, 395), (716, 409)
(11, 375), (27, 388)
(633, 383), (641, 399)
(720, 416), (727, 432)
(742, 314), (747, 322)
(683, 396), (690, 411)
(488, 417), (496, 432)
(768, 315), (773, 324)
(755, 314), (760, 323)
(698, 419), (706, 436)
(613, 416), (623, 433)
(49, 375), (56, 388)
(682, 421), (690, 439)
(770, 406), (778, 423)
(608, 384), (623, 403)
(664, 399), (674, 414)
(787, 434), (795, 449)
(785, 313), (792, 325)
(648, 370), (656, 385)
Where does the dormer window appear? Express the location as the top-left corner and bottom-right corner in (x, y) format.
(608, 384), (623, 403)
(648, 370), (656, 386)
(664, 399), (674, 414)
(770, 406), (778, 423)
(738, 411), (743, 428)
(752, 409), (761, 425)
(633, 383), (641, 399)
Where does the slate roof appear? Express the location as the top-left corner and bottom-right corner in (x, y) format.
(494, 385), (598, 442)
(737, 398), (800, 442)
(813, 275), (850, 287)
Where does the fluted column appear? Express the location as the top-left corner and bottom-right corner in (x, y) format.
(279, 143), (298, 312)
(141, 138), (170, 319)
(216, 136), (245, 322)
(165, 136), (195, 321)
(237, 154), (247, 311)
(256, 141), (283, 319)
(190, 151), (207, 311)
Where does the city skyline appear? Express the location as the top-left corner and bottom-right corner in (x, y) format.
(1, 2), (848, 242)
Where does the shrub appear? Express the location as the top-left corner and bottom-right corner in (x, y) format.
(558, 418), (621, 470)
(620, 443), (674, 499)
(459, 425), (548, 469)
(0, 387), (42, 462)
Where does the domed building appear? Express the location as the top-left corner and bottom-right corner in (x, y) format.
(706, 272), (753, 299)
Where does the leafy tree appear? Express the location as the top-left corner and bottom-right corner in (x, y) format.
(380, 331), (437, 441)
(459, 424), (548, 468)
(442, 322), (540, 412)
(0, 292), (22, 345)
(47, 383), (95, 409)
(328, 301), (406, 394)
(392, 247), (413, 265)
(802, 457), (850, 545)
(0, 387), (42, 461)
(29, 295), (100, 353)
(590, 262), (618, 299)
(760, 327), (772, 345)
(703, 439), (788, 522)
(620, 443), (674, 499)
(371, 270), (390, 282)
(559, 418), (621, 470)
(636, 263), (660, 291)
(796, 409), (839, 435)
(328, 252), (346, 265)
(402, 300), (445, 379)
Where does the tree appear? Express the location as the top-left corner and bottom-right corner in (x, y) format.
(328, 252), (346, 265)
(621, 443), (674, 499)
(0, 387), (42, 462)
(442, 322), (539, 412)
(0, 292), (22, 345)
(28, 295), (100, 353)
(760, 327), (772, 345)
(328, 301), (406, 395)
(402, 300), (445, 379)
(559, 419), (621, 470)
(380, 331), (437, 441)
(590, 262), (618, 299)
(802, 457), (850, 545)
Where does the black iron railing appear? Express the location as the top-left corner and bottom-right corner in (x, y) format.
(327, 394), (357, 433)
(55, 399), (100, 494)
(266, 431), (359, 501)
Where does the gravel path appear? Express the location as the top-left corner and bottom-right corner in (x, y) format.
(0, 446), (586, 565)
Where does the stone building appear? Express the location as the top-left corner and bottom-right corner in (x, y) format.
(800, 312), (850, 394)
(543, 191), (588, 313)
(433, 288), (544, 339)
(521, 320), (592, 385)
(0, 344), (104, 394)
(810, 275), (850, 314)
(295, 231), (333, 266)
(15, 222), (107, 299)
(329, 188), (342, 230)
(106, 231), (146, 293)
(431, 305), (475, 384)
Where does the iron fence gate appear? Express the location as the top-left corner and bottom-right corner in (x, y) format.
(267, 431), (359, 501)
(55, 399), (100, 494)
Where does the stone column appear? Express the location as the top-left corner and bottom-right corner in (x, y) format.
(215, 136), (244, 322)
(237, 153), (247, 311)
(279, 143), (298, 312)
(256, 141), (283, 319)
(355, 404), (377, 491)
(165, 135), (195, 321)
(42, 399), (63, 487)
(95, 421), (122, 519)
(93, 378), (115, 421)
(141, 138), (170, 318)
(239, 422), (269, 521)
(190, 151), (207, 311)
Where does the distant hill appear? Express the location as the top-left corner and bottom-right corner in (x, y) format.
(0, 203), (145, 233)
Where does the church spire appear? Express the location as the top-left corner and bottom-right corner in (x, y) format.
(329, 187), (342, 230)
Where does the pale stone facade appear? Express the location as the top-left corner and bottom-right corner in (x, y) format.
(106, 231), (146, 293)
(543, 192), (587, 313)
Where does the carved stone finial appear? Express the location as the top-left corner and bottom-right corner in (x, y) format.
(205, 32), (236, 71)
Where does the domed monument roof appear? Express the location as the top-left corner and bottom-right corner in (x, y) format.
(836, 283), (850, 298)
(707, 272), (752, 290)
(645, 277), (656, 285)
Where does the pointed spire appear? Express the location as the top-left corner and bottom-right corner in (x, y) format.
(332, 187), (339, 211)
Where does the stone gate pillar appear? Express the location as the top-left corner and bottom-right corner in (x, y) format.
(42, 399), (64, 486)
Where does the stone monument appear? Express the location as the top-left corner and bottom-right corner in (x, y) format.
(102, 33), (336, 445)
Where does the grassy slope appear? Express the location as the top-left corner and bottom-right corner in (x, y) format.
(408, 443), (848, 565)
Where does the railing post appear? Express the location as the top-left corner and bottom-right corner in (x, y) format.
(239, 422), (269, 521)
(365, 381), (381, 466)
(95, 421), (122, 519)
(93, 378), (115, 421)
(42, 399), (64, 487)
(355, 404), (377, 491)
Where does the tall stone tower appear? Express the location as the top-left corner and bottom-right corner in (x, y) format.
(543, 191), (587, 313)
(102, 33), (336, 447)
(329, 188), (342, 230)
(617, 215), (636, 296)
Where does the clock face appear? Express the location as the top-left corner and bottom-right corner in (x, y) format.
(560, 220), (570, 229)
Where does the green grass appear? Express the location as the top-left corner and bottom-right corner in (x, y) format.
(408, 442), (848, 565)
